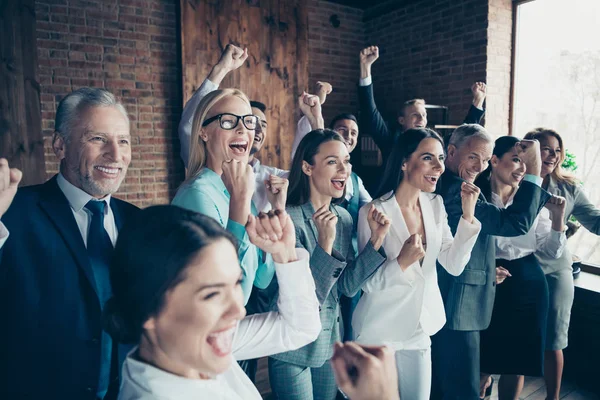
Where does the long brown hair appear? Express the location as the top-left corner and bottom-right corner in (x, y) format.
(523, 128), (578, 186)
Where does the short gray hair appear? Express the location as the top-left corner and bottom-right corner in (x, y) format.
(55, 87), (129, 141)
(448, 124), (493, 149)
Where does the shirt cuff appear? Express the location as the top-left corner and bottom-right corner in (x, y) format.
(523, 174), (543, 187)
(0, 221), (8, 249)
(274, 248), (316, 294)
(204, 79), (219, 91)
(359, 76), (372, 86)
(226, 218), (249, 243)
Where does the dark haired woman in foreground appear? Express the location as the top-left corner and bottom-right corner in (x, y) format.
(352, 128), (482, 400)
(103, 205), (321, 400)
(267, 129), (391, 400)
(477, 136), (567, 400)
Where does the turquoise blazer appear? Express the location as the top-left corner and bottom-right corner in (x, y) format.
(172, 168), (275, 304)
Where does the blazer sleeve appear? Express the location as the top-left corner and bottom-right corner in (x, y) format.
(232, 249), (321, 360)
(463, 105), (485, 125)
(437, 204), (482, 276)
(445, 180), (551, 238)
(292, 212), (345, 305)
(358, 83), (394, 152)
(178, 79), (219, 166)
(337, 210), (386, 297)
(571, 184), (600, 235)
(172, 186), (271, 303)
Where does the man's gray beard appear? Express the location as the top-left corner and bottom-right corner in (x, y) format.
(249, 146), (260, 156)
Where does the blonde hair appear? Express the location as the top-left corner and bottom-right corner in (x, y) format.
(184, 88), (251, 186)
(523, 127), (578, 186)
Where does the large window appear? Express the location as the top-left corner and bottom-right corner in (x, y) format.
(512, 0), (600, 266)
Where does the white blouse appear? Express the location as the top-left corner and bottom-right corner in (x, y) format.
(118, 248), (320, 400)
(492, 192), (566, 261)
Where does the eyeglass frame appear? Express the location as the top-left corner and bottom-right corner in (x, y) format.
(201, 113), (259, 130)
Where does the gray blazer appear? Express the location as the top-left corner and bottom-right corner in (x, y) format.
(437, 171), (551, 331)
(536, 176), (600, 274)
(268, 202), (386, 367)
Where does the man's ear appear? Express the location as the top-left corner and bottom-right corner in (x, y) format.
(52, 132), (66, 161)
(301, 160), (313, 176)
(447, 144), (457, 160)
(397, 116), (405, 128)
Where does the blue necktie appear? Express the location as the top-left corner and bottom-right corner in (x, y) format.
(84, 200), (114, 399)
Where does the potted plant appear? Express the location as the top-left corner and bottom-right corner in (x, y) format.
(562, 150), (582, 278)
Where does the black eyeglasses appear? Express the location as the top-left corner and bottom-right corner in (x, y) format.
(202, 113), (259, 130)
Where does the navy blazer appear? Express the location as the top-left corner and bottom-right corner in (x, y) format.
(0, 176), (139, 399)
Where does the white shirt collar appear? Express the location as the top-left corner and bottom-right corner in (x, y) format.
(56, 173), (112, 213)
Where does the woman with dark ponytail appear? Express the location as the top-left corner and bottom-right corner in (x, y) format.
(477, 136), (567, 400)
(103, 205), (321, 400)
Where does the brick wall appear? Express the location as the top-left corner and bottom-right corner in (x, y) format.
(487, 0), (512, 136)
(307, 0), (365, 124)
(364, 0), (489, 128)
(36, 0), (183, 207)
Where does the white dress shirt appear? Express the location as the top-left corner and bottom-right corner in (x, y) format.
(352, 192), (481, 350)
(56, 173), (117, 246)
(249, 158), (289, 213)
(118, 248), (321, 400)
(492, 192), (566, 261)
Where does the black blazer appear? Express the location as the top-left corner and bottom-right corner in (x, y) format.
(357, 83), (485, 160)
(0, 176), (139, 399)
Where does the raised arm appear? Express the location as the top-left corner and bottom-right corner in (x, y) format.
(0, 159), (21, 251)
(233, 214), (321, 360)
(463, 82), (486, 125)
(178, 44), (248, 166)
(437, 183), (482, 276)
(358, 46), (393, 151)
(291, 82), (331, 158)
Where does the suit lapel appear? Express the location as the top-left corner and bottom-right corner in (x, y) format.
(419, 192), (438, 272)
(379, 193), (410, 249)
(110, 198), (124, 231)
(38, 177), (98, 298)
(301, 202), (319, 243)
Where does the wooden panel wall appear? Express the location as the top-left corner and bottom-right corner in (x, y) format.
(180, 0), (309, 170)
(0, 0), (45, 185)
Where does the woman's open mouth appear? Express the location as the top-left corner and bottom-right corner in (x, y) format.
(229, 140), (248, 155)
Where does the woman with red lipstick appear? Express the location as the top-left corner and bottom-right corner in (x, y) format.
(103, 205), (321, 400)
(477, 136), (567, 400)
(350, 128), (482, 400)
(524, 128), (600, 400)
(265, 129), (391, 400)
(172, 88), (277, 305)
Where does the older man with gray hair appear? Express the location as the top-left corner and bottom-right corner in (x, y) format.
(0, 88), (138, 399)
(430, 124), (551, 400)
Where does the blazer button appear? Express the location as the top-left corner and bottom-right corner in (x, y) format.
(492, 281), (496, 287)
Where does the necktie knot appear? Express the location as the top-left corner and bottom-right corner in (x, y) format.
(85, 199), (106, 216)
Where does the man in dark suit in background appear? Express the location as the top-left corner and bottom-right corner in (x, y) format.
(0, 88), (139, 399)
(431, 124), (551, 399)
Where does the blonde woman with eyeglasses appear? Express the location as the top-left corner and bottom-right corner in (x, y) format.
(172, 89), (275, 304)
